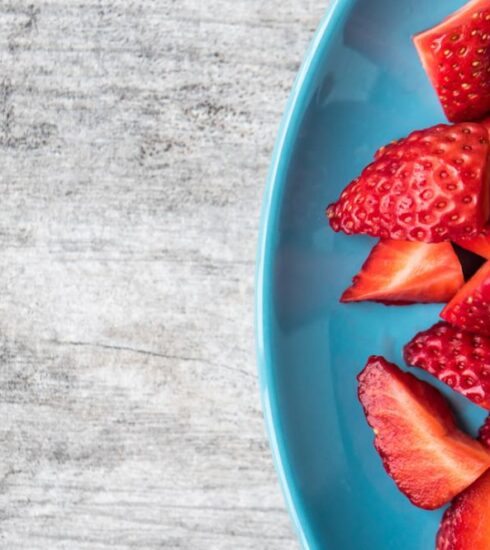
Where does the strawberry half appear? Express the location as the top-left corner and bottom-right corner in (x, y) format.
(326, 123), (490, 243)
(442, 260), (490, 337)
(341, 240), (464, 304)
(455, 224), (490, 259)
(453, 116), (490, 257)
(414, 0), (490, 122)
(479, 414), (490, 448)
(404, 322), (490, 409)
(358, 356), (490, 510)
(437, 470), (490, 550)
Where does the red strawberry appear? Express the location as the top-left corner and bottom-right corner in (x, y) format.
(358, 356), (490, 510)
(341, 240), (464, 304)
(455, 224), (490, 259)
(454, 108), (490, 257)
(481, 115), (490, 135)
(436, 469), (490, 550)
(414, 0), (490, 122)
(441, 260), (490, 336)
(326, 123), (490, 243)
(404, 322), (490, 409)
(479, 414), (490, 448)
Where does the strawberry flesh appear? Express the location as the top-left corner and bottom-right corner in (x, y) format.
(404, 322), (490, 409)
(341, 240), (464, 304)
(437, 469), (490, 550)
(327, 123), (490, 242)
(442, 260), (490, 337)
(358, 356), (490, 510)
(414, 0), (490, 122)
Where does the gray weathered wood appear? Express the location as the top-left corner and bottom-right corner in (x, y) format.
(0, 1), (325, 548)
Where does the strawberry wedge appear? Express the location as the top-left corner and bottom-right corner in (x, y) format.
(327, 123), (490, 242)
(414, 0), (490, 122)
(442, 260), (490, 336)
(437, 470), (490, 550)
(455, 224), (490, 259)
(341, 240), (464, 304)
(358, 356), (490, 510)
(479, 414), (490, 448)
(404, 322), (490, 410)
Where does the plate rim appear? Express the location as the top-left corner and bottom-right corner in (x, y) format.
(255, 1), (355, 549)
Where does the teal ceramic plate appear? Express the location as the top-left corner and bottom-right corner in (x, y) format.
(256, 1), (488, 548)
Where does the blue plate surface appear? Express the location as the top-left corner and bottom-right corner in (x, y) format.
(256, 1), (489, 549)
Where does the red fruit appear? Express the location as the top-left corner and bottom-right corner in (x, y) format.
(481, 115), (490, 135)
(358, 356), (490, 510)
(404, 322), (490, 409)
(442, 260), (490, 337)
(326, 123), (490, 243)
(341, 240), (464, 304)
(479, 415), (490, 448)
(436, 469), (490, 550)
(414, 0), (490, 122)
(455, 224), (490, 259)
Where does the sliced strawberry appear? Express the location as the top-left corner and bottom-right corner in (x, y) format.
(404, 322), (490, 409)
(414, 0), (490, 122)
(441, 260), (490, 337)
(455, 224), (490, 259)
(358, 356), (490, 510)
(341, 240), (464, 304)
(326, 123), (490, 243)
(479, 415), (490, 448)
(436, 469), (490, 550)
(481, 115), (490, 135)
(453, 118), (490, 257)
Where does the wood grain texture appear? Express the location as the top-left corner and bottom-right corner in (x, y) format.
(0, 1), (325, 548)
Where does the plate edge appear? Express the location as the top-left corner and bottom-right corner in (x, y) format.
(254, 1), (355, 549)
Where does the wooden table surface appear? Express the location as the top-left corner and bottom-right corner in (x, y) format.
(0, 1), (325, 548)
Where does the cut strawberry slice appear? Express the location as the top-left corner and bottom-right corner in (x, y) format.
(414, 0), (490, 122)
(404, 322), (490, 409)
(455, 224), (490, 259)
(358, 356), (490, 510)
(437, 470), (490, 550)
(441, 260), (490, 337)
(326, 123), (490, 242)
(453, 117), (490, 259)
(479, 415), (490, 448)
(341, 240), (464, 304)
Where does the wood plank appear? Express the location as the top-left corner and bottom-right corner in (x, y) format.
(0, 1), (324, 547)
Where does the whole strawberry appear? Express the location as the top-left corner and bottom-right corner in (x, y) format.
(404, 322), (490, 409)
(326, 123), (489, 242)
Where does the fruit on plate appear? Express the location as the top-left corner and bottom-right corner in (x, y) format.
(404, 322), (490, 409)
(442, 260), (490, 336)
(414, 0), (490, 123)
(341, 240), (464, 304)
(326, 123), (490, 242)
(479, 415), (490, 448)
(357, 356), (490, 509)
(455, 224), (490, 259)
(323, 2), (490, 542)
(436, 470), (490, 550)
